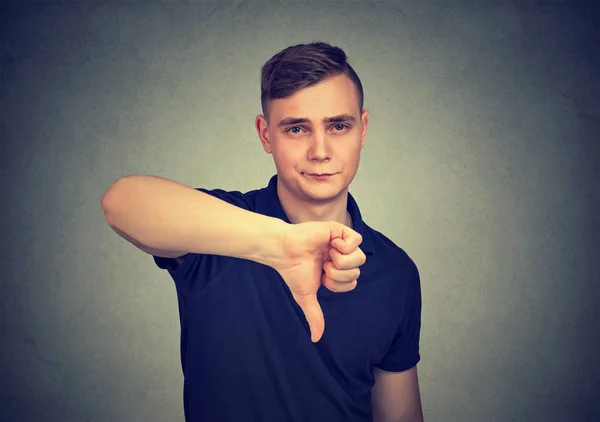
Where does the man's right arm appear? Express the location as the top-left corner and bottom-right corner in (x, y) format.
(101, 175), (288, 267)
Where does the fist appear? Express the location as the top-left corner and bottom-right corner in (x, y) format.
(271, 220), (366, 342)
(322, 234), (367, 293)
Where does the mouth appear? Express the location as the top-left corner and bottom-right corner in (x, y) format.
(303, 172), (336, 180)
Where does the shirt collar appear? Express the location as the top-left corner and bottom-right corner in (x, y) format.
(255, 174), (374, 255)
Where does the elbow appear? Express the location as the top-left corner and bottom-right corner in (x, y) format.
(101, 188), (113, 214)
(101, 176), (130, 222)
(101, 190), (114, 223)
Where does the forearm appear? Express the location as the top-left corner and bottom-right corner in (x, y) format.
(102, 174), (288, 267)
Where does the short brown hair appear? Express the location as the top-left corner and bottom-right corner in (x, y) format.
(260, 42), (364, 121)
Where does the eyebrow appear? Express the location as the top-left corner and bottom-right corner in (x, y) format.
(276, 114), (357, 128)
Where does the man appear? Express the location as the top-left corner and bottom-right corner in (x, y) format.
(102, 42), (423, 422)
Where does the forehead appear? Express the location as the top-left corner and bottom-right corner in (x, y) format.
(269, 74), (359, 120)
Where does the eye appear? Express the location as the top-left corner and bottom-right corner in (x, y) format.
(286, 126), (304, 134)
(332, 124), (349, 132)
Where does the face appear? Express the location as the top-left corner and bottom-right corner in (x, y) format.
(255, 74), (369, 205)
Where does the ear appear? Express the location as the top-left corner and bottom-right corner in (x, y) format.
(360, 109), (369, 149)
(255, 114), (273, 154)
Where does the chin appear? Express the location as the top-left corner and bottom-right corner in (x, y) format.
(299, 174), (348, 199)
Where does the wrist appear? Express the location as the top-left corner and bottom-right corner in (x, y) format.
(248, 217), (289, 268)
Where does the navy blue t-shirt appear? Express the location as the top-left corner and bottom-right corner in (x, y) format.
(153, 174), (421, 422)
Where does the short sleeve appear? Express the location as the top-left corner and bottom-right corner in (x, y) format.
(151, 186), (252, 275)
(376, 262), (422, 372)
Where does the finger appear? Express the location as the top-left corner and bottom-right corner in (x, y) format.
(323, 260), (361, 284)
(342, 227), (363, 247)
(292, 293), (325, 343)
(329, 246), (366, 270)
(321, 270), (358, 293)
(331, 234), (362, 255)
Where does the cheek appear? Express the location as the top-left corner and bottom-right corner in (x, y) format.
(273, 140), (303, 161)
(339, 146), (361, 161)
(271, 145), (299, 170)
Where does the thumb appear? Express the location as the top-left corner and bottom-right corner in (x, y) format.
(292, 293), (325, 343)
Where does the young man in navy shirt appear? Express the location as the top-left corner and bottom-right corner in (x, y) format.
(102, 42), (423, 422)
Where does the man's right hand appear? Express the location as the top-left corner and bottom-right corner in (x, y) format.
(270, 221), (366, 343)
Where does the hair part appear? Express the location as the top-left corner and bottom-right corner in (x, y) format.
(260, 42), (364, 122)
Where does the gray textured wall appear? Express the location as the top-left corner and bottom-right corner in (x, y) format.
(1, 1), (598, 421)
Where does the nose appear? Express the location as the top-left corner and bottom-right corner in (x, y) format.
(308, 130), (329, 161)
